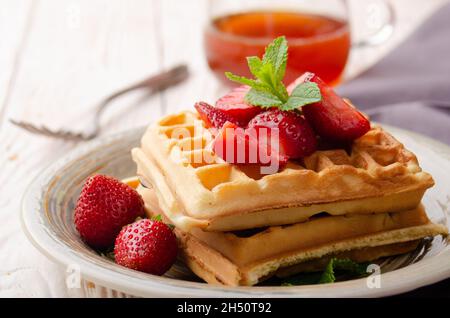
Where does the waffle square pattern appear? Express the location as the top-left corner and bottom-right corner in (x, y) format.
(133, 111), (435, 232)
(132, 111), (447, 286)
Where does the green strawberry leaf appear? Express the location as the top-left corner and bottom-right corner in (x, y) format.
(152, 214), (162, 222)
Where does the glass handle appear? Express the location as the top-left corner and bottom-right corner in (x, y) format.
(352, 0), (396, 48)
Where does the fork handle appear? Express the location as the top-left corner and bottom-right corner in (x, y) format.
(95, 64), (189, 120)
(105, 65), (188, 103)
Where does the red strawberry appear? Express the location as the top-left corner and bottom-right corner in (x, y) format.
(195, 101), (246, 129)
(74, 175), (145, 249)
(215, 85), (262, 125)
(287, 72), (370, 142)
(213, 121), (288, 170)
(248, 109), (317, 159)
(114, 219), (178, 275)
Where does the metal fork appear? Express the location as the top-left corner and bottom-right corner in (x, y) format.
(10, 64), (189, 141)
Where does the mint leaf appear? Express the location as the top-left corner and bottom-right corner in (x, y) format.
(319, 259), (336, 284)
(281, 258), (369, 286)
(225, 72), (267, 91)
(253, 63), (288, 102)
(275, 81), (289, 102)
(244, 88), (283, 108)
(333, 258), (369, 276)
(282, 82), (321, 111)
(262, 36), (288, 82)
(319, 258), (369, 284)
(224, 36), (321, 111)
(226, 69), (284, 103)
(247, 56), (263, 77)
(254, 62), (276, 86)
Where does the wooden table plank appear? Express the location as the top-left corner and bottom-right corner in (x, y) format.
(0, 0), (165, 297)
(159, 0), (229, 114)
(0, 0), (34, 127)
(1, 0), (165, 199)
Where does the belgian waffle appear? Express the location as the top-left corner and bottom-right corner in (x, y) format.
(132, 111), (434, 231)
(137, 185), (448, 286)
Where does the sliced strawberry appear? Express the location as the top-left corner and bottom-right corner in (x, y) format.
(213, 122), (247, 164)
(213, 122), (287, 170)
(195, 101), (245, 129)
(287, 72), (370, 142)
(248, 109), (317, 159)
(215, 86), (262, 125)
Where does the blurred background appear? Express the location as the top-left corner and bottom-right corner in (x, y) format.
(0, 0), (447, 137)
(0, 0), (449, 297)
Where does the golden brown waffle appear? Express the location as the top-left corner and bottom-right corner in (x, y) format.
(275, 240), (421, 277)
(137, 186), (448, 286)
(132, 110), (434, 231)
(178, 231), (429, 286)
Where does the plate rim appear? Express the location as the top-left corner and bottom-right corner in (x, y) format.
(20, 124), (450, 297)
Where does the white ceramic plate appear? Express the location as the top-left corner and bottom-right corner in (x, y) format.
(20, 125), (450, 297)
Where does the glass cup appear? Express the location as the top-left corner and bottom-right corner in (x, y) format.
(204, 0), (395, 86)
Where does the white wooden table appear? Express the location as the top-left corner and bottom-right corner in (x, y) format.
(0, 0), (446, 297)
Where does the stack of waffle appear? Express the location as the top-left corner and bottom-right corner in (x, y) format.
(132, 110), (448, 286)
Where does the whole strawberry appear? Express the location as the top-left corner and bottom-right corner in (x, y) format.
(114, 219), (178, 275)
(74, 174), (145, 249)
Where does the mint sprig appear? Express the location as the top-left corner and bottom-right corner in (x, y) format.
(281, 258), (369, 286)
(319, 258), (369, 284)
(225, 36), (321, 111)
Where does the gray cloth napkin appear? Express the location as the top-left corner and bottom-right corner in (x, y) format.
(337, 3), (450, 145)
